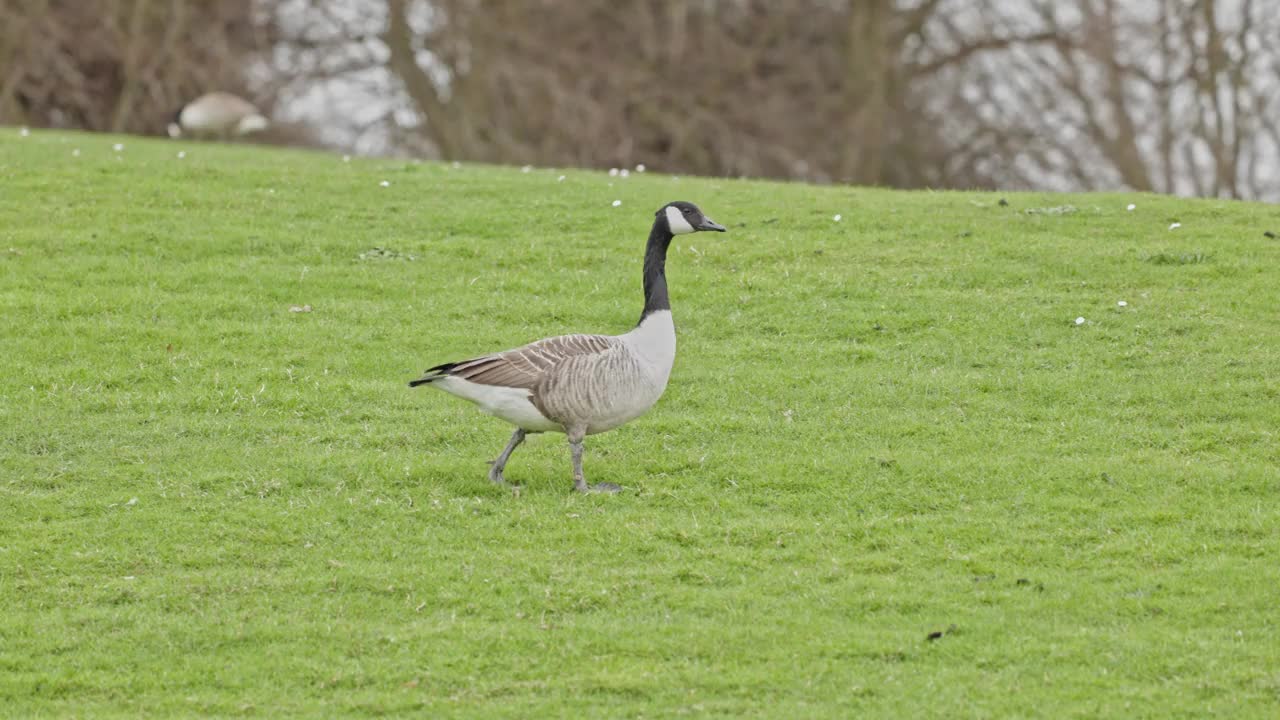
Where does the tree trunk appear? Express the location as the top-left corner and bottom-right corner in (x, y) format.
(842, 0), (892, 185)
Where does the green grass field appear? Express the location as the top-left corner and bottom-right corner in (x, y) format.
(2, 128), (1278, 718)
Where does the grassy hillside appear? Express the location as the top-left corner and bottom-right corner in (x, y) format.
(2, 128), (1278, 718)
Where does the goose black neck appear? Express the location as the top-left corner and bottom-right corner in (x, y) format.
(640, 221), (673, 322)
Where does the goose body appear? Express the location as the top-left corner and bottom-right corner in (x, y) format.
(167, 92), (269, 139)
(410, 202), (726, 493)
(426, 310), (675, 435)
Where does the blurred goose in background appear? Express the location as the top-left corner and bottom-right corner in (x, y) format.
(167, 92), (269, 139)
(410, 201), (727, 494)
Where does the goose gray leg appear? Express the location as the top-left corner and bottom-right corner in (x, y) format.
(488, 428), (526, 485)
(568, 426), (620, 494)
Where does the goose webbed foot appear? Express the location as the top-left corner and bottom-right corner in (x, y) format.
(574, 480), (621, 494)
(487, 464), (515, 487)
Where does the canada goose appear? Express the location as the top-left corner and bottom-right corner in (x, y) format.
(167, 92), (269, 139)
(410, 201), (727, 493)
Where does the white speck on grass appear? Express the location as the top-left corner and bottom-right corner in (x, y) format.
(636, 163), (646, 173)
(611, 200), (622, 207)
(113, 143), (124, 152)
(1169, 222), (1181, 230)
(342, 154), (351, 162)
(833, 214), (842, 222)
(557, 175), (565, 182)
(451, 161), (461, 169)
(608, 168), (619, 177)
(1126, 203), (1136, 211)
(1118, 300), (1128, 307)
(124, 576), (136, 581)
(521, 165), (532, 173)
(71, 149), (80, 157)
(380, 180), (390, 187)
(126, 497), (138, 506)
(620, 168), (630, 178)
(177, 151), (186, 159)
(19, 127), (30, 137)
(1075, 316), (1086, 325)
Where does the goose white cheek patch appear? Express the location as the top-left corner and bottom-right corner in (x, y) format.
(665, 206), (696, 234)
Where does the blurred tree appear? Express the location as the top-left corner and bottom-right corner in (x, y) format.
(0, 0), (275, 136)
(6, 0), (1280, 199)
(953, 0), (1280, 199)
(277, 0), (1049, 188)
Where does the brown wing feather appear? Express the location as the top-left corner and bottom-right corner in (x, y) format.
(204, 91), (260, 117)
(447, 334), (616, 389)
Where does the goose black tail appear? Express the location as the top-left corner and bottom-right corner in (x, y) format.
(408, 362), (458, 387)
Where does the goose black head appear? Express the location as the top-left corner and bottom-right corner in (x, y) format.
(658, 201), (726, 236)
